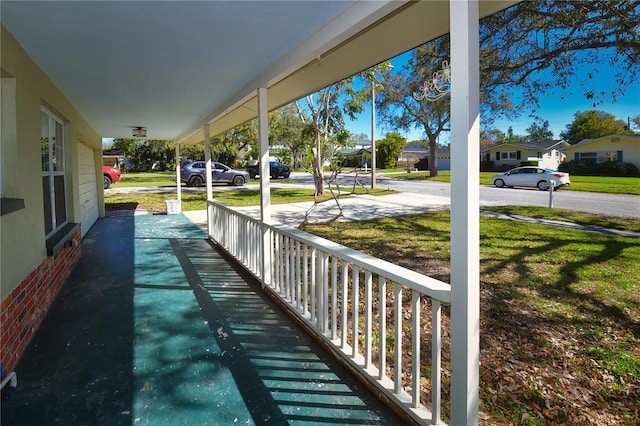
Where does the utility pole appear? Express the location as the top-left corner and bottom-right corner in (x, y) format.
(371, 80), (376, 189)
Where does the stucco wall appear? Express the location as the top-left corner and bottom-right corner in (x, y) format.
(0, 25), (102, 302)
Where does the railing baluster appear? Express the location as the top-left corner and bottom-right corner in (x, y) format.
(412, 290), (421, 409)
(379, 277), (387, 380)
(310, 248), (316, 323)
(432, 300), (441, 425)
(331, 257), (338, 340)
(352, 266), (359, 359)
(295, 240), (301, 309)
(394, 284), (403, 395)
(285, 236), (291, 300)
(303, 244), (308, 315)
(341, 262), (349, 349)
(364, 271), (372, 369)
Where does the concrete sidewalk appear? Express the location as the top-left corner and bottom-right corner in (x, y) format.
(182, 192), (640, 238)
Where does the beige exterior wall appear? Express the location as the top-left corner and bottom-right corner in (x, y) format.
(565, 136), (640, 168)
(1, 25), (102, 298)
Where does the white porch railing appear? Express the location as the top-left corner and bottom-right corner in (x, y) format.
(208, 200), (451, 425)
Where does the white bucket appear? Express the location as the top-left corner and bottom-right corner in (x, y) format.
(165, 199), (181, 215)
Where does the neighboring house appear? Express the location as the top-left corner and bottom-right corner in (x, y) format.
(480, 140), (569, 170)
(398, 143), (451, 170)
(336, 147), (371, 168)
(1, 27), (104, 373)
(565, 134), (640, 168)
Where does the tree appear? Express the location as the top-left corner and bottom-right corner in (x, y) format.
(376, 132), (406, 169)
(351, 133), (370, 146)
(295, 77), (365, 195)
(560, 110), (629, 144)
(377, 37), (451, 177)
(525, 119), (554, 141)
(268, 105), (311, 168)
(480, 1), (640, 114)
(210, 121), (257, 166)
(112, 138), (175, 171)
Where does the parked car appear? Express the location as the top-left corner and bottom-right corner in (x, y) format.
(246, 160), (291, 179)
(103, 165), (121, 189)
(180, 161), (249, 186)
(491, 166), (570, 191)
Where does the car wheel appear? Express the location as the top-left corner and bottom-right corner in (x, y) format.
(103, 175), (112, 189)
(494, 179), (505, 188)
(190, 175), (203, 187)
(232, 175), (245, 186)
(537, 180), (550, 191)
(283, 173), (290, 179)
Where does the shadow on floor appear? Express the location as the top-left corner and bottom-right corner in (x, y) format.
(1, 214), (403, 425)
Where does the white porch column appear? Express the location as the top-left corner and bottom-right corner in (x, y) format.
(449, 1), (480, 425)
(370, 83), (376, 189)
(258, 87), (272, 287)
(175, 140), (181, 203)
(204, 125), (213, 200)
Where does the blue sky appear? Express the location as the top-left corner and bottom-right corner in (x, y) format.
(346, 50), (640, 143)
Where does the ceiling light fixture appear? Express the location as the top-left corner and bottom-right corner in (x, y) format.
(132, 127), (147, 137)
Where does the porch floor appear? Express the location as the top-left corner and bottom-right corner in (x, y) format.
(1, 214), (402, 425)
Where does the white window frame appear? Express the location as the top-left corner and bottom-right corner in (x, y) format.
(41, 107), (68, 237)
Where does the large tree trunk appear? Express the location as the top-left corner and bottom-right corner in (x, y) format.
(429, 137), (438, 177)
(312, 133), (324, 195)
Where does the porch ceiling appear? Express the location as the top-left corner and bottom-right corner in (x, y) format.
(1, 1), (516, 145)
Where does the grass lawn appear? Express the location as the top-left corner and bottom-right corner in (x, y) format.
(105, 186), (396, 213)
(390, 170), (640, 195)
(304, 211), (640, 425)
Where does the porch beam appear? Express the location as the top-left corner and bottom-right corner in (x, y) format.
(449, 1), (480, 425)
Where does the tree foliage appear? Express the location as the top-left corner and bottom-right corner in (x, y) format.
(268, 105), (310, 169)
(560, 110), (630, 143)
(480, 0), (640, 114)
(525, 119), (554, 141)
(295, 77), (366, 195)
(376, 132), (406, 169)
(112, 139), (175, 171)
(210, 121), (256, 167)
(377, 37), (451, 177)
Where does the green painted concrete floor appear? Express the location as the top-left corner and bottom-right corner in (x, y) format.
(1, 214), (403, 425)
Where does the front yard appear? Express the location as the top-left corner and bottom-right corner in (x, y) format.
(305, 211), (639, 425)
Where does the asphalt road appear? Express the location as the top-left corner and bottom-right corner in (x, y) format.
(285, 171), (640, 219)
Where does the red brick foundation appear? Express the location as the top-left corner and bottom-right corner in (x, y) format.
(0, 228), (82, 374)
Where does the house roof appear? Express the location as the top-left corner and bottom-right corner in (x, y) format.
(567, 134), (640, 148)
(481, 140), (569, 152)
(1, 1), (516, 145)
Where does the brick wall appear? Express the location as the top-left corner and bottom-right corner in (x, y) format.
(0, 228), (82, 374)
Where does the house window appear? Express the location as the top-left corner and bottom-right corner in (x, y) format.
(500, 151), (517, 160)
(556, 151), (560, 158)
(598, 151), (617, 163)
(579, 152), (597, 162)
(41, 108), (67, 237)
(547, 151), (552, 158)
(537, 152), (542, 159)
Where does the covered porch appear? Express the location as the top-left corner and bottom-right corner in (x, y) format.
(1, 1), (519, 424)
(1, 212), (403, 425)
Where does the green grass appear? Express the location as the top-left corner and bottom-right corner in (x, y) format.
(114, 171), (177, 187)
(105, 186), (396, 212)
(304, 211), (640, 425)
(481, 205), (640, 233)
(389, 170), (640, 195)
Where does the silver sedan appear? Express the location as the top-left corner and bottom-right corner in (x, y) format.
(491, 167), (570, 191)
